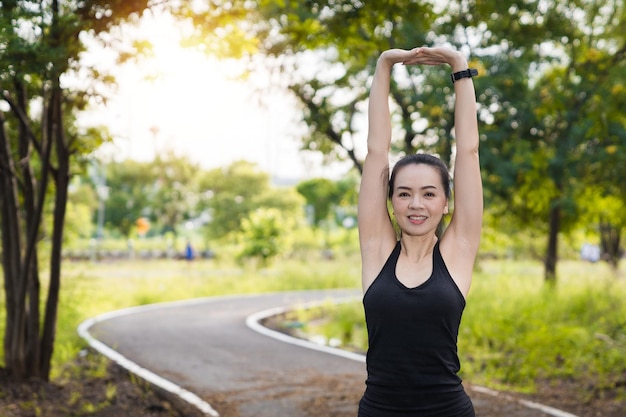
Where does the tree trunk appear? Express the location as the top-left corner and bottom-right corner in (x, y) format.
(40, 85), (70, 379)
(2, 77), (50, 380)
(21, 82), (47, 379)
(599, 220), (621, 272)
(0, 113), (23, 375)
(0, 79), (53, 382)
(22, 87), (52, 379)
(544, 202), (560, 283)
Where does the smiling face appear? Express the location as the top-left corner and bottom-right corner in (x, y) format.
(390, 163), (449, 237)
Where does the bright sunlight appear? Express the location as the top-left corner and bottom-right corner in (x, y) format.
(78, 12), (319, 181)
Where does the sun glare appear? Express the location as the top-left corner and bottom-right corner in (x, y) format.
(82, 12), (312, 180)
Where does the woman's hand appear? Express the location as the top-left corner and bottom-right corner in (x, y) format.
(386, 46), (468, 72)
(378, 48), (421, 66)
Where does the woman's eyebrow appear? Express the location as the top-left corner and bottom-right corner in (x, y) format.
(396, 185), (439, 191)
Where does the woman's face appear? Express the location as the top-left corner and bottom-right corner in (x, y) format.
(390, 163), (449, 237)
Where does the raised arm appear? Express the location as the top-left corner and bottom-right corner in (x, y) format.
(412, 47), (483, 291)
(358, 49), (417, 289)
(447, 53), (483, 254)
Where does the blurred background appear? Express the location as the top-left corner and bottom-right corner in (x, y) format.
(0, 1), (624, 415)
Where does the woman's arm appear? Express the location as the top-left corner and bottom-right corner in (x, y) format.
(413, 47), (483, 293)
(358, 49), (417, 290)
(447, 53), (483, 255)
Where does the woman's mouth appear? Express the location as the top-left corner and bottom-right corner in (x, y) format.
(408, 215), (427, 225)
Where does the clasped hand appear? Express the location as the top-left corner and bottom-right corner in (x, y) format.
(380, 46), (467, 69)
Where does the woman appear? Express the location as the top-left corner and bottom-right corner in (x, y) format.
(357, 46), (482, 417)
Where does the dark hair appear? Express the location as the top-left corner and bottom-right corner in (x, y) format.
(388, 153), (451, 200)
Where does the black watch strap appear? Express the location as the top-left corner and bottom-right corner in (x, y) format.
(450, 68), (478, 84)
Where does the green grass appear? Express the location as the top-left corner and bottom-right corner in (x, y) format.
(461, 259), (626, 393)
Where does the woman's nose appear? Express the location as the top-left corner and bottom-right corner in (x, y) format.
(408, 197), (422, 209)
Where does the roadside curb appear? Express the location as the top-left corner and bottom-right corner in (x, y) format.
(78, 299), (223, 417)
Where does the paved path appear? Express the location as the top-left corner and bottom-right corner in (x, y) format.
(80, 289), (577, 417)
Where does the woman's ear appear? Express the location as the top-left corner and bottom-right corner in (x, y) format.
(443, 205), (449, 214)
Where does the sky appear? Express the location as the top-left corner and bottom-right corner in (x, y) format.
(77, 13), (349, 181)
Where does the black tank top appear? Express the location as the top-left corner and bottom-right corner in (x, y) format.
(359, 241), (474, 417)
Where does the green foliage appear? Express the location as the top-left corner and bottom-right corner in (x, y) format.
(63, 199), (96, 243)
(103, 159), (156, 237)
(149, 151), (202, 234)
(479, 207), (549, 260)
(297, 178), (340, 226)
(237, 208), (284, 266)
(85, 158), (355, 258)
(99, 153), (204, 238)
(173, 0), (261, 58)
(296, 175), (359, 228)
(461, 260), (626, 394)
(199, 160), (273, 240)
(471, 1), (626, 276)
(200, 160), (306, 245)
(59, 182), (99, 244)
(289, 300), (368, 352)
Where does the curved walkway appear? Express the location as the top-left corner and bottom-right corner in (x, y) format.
(78, 289), (579, 417)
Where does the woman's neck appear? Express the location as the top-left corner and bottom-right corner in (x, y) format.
(399, 234), (438, 262)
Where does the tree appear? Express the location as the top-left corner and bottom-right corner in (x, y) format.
(103, 159), (156, 238)
(187, 0), (626, 282)
(469, 1), (626, 280)
(149, 151), (202, 236)
(0, 0), (153, 381)
(199, 160), (273, 240)
(199, 160), (304, 243)
(296, 176), (358, 228)
(297, 178), (341, 227)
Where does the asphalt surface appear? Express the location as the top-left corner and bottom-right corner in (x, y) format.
(82, 289), (576, 417)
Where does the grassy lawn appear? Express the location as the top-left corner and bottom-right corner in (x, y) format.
(463, 259), (626, 394)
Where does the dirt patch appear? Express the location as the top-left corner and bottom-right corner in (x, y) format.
(0, 351), (193, 417)
(519, 377), (626, 417)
